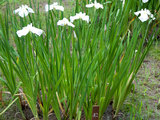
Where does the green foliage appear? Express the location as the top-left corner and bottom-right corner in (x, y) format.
(0, 0), (159, 119)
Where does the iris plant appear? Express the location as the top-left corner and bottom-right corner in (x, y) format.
(0, 0), (159, 120)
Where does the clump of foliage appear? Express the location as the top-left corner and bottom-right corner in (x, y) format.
(0, 0), (159, 119)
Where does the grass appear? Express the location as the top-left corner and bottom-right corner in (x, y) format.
(120, 42), (160, 120)
(149, 43), (160, 60)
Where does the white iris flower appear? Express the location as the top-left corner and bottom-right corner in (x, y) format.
(14, 5), (34, 18)
(57, 18), (75, 27)
(86, 0), (103, 9)
(16, 23), (44, 37)
(45, 2), (64, 12)
(142, 0), (149, 3)
(134, 9), (155, 22)
(70, 12), (90, 23)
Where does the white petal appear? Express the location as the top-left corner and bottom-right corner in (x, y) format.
(27, 23), (33, 27)
(152, 17), (155, 20)
(71, 16), (79, 22)
(49, 4), (55, 11)
(30, 27), (43, 36)
(18, 10), (29, 17)
(57, 18), (75, 27)
(138, 13), (149, 22)
(70, 16), (76, 23)
(57, 19), (65, 26)
(150, 14), (155, 20)
(94, 3), (103, 9)
(135, 50), (138, 53)
(70, 12), (90, 23)
(134, 11), (141, 16)
(14, 8), (21, 14)
(122, 0), (125, 6)
(67, 22), (75, 28)
(26, 7), (34, 13)
(54, 5), (64, 11)
(45, 4), (49, 11)
(16, 27), (29, 37)
(45, 4), (54, 11)
(82, 16), (90, 23)
(142, 0), (149, 3)
(86, 3), (94, 8)
(144, 8), (151, 15)
(45, 3), (64, 12)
